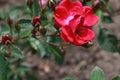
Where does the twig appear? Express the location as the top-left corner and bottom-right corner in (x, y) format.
(38, 38), (60, 47)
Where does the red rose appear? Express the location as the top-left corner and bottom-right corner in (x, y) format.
(54, 0), (99, 46)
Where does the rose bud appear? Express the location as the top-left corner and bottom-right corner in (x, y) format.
(92, 0), (100, 11)
(39, 0), (47, 6)
(31, 16), (41, 27)
(48, 0), (56, 10)
(7, 17), (13, 26)
(27, 0), (33, 6)
(2, 35), (12, 45)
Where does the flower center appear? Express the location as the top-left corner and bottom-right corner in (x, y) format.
(65, 16), (74, 25)
(76, 28), (87, 37)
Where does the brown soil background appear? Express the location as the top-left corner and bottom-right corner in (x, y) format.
(0, 0), (120, 80)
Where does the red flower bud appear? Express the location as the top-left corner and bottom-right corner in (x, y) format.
(2, 35), (12, 45)
(39, 0), (47, 6)
(92, 0), (100, 11)
(48, 0), (56, 10)
(31, 16), (41, 27)
(7, 17), (13, 26)
(27, 0), (33, 6)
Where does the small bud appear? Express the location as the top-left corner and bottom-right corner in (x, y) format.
(7, 17), (13, 26)
(39, 27), (46, 36)
(48, 0), (56, 10)
(92, 0), (100, 11)
(82, 41), (93, 48)
(27, 0), (33, 6)
(2, 35), (12, 45)
(31, 16), (41, 27)
(39, 0), (47, 6)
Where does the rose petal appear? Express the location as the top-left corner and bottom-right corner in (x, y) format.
(83, 6), (93, 13)
(73, 38), (87, 46)
(84, 14), (99, 27)
(59, 0), (72, 11)
(60, 32), (69, 42)
(83, 6), (99, 26)
(72, 27), (95, 45)
(72, 1), (83, 8)
(69, 15), (84, 33)
(54, 6), (69, 27)
(70, 1), (83, 15)
(77, 27), (95, 41)
(61, 26), (74, 42)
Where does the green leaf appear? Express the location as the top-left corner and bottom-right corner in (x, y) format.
(18, 19), (33, 29)
(107, 6), (115, 14)
(27, 75), (38, 80)
(102, 16), (113, 23)
(29, 37), (64, 64)
(41, 14), (49, 26)
(12, 46), (25, 59)
(20, 29), (31, 38)
(18, 19), (31, 24)
(98, 28), (118, 52)
(32, 0), (40, 16)
(0, 9), (4, 20)
(9, 10), (19, 19)
(9, 6), (28, 19)
(38, 42), (48, 57)
(90, 66), (105, 80)
(95, 10), (103, 23)
(13, 75), (22, 80)
(11, 6), (28, 11)
(103, 0), (109, 3)
(17, 66), (30, 76)
(7, 70), (14, 80)
(63, 78), (75, 80)
(0, 52), (8, 80)
(49, 46), (64, 65)
(112, 76), (120, 80)
(29, 38), (49, 58)
(49, 36), (63, 44)
(101, 0), (109, 6)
